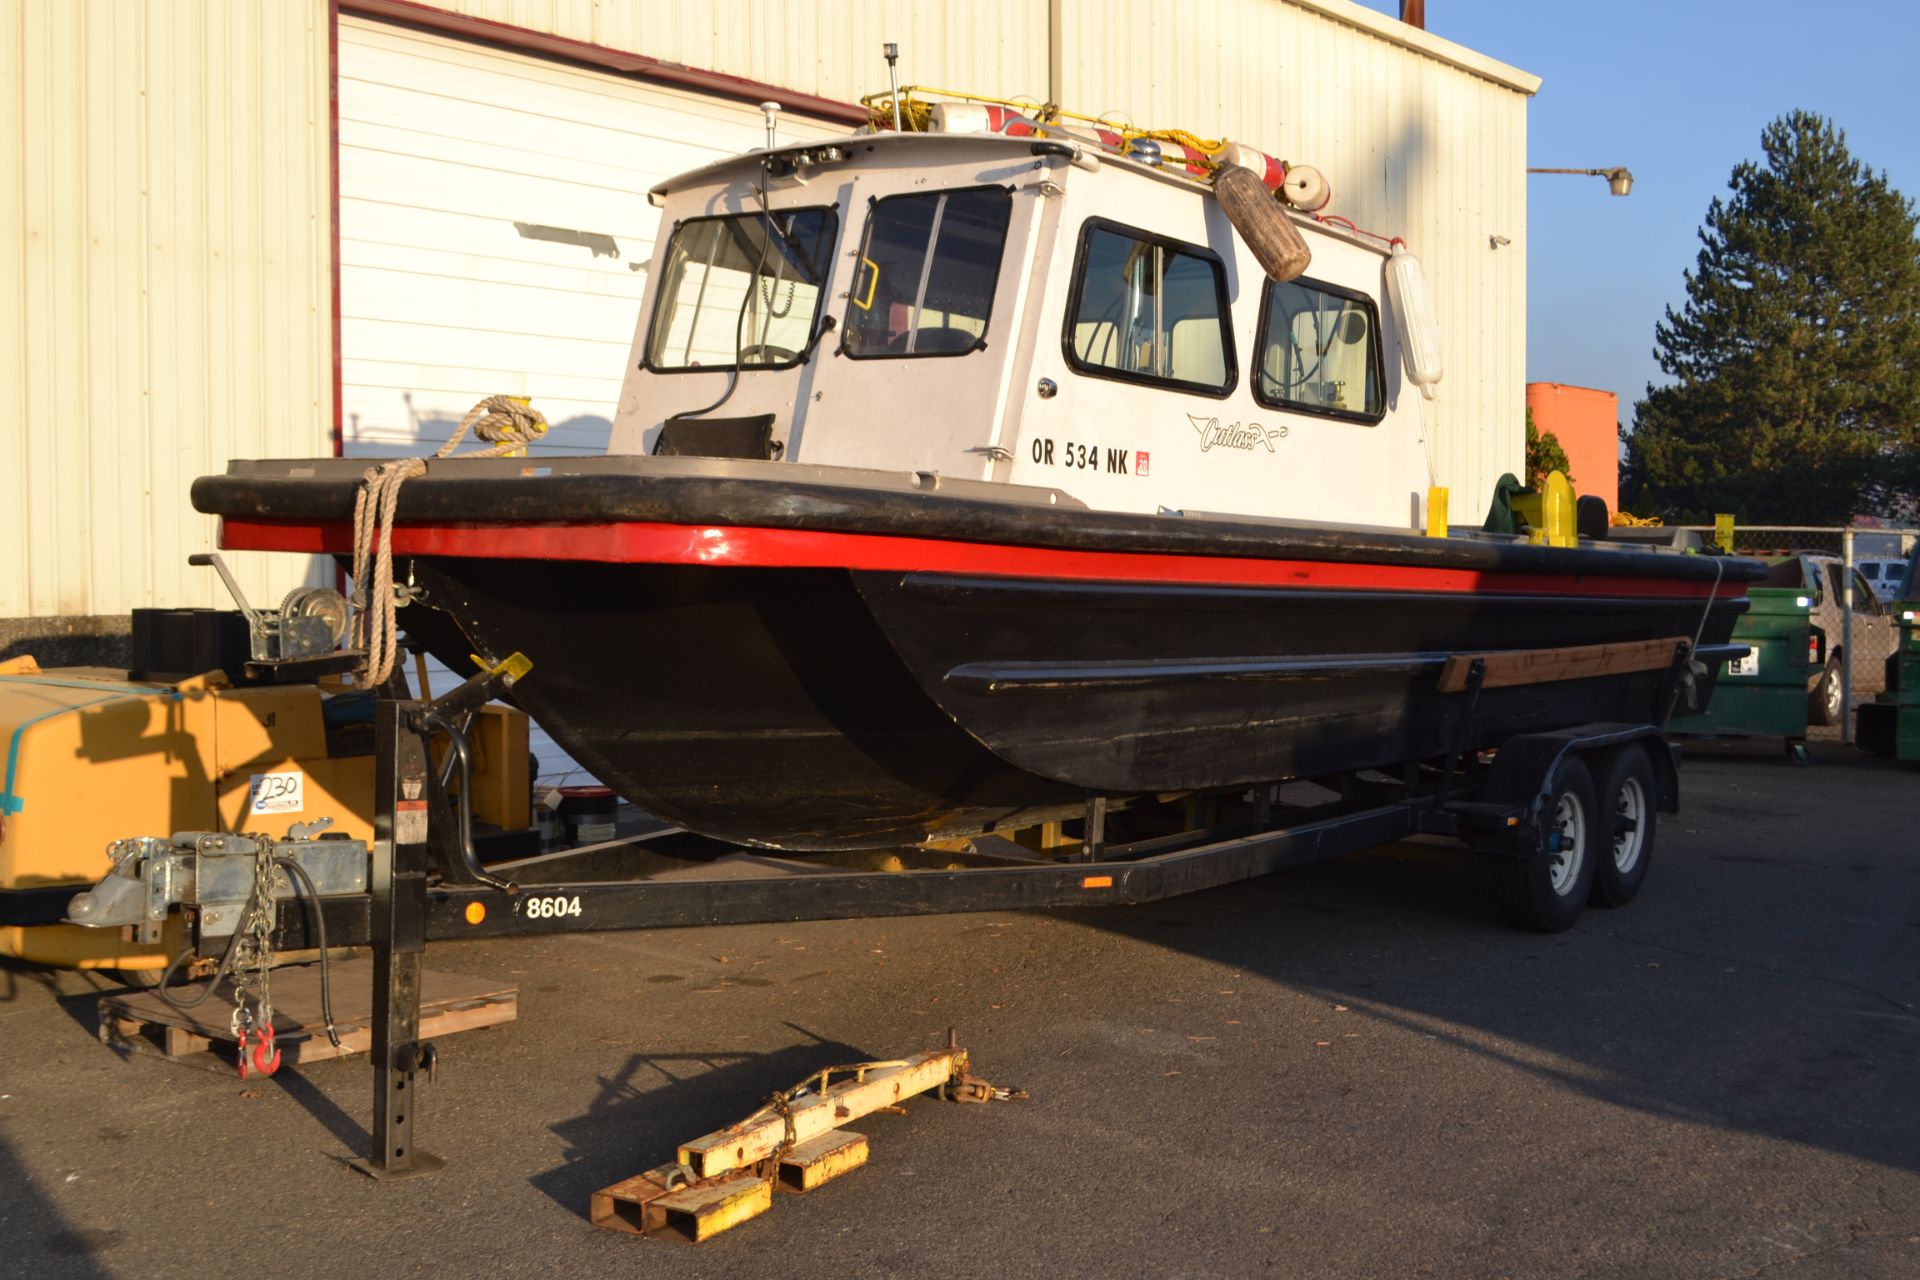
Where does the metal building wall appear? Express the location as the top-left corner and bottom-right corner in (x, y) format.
(1054, 0), (1537, 509)
(0, 0), (331, 629)
(2, 0), (1532, 635)
(386, 0), (1051, 106)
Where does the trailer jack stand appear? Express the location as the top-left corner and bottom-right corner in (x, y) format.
(590, 1031), (1025, 1243)
(349, 656), (529, 1183)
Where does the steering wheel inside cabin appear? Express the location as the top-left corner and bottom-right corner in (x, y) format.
(737, 344), (801, 365)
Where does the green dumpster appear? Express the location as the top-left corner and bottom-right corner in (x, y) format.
(1857, 601), (1920, 762)
(1670, 586), (1815, 753)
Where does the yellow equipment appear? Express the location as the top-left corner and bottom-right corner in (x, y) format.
(0, 655), (529, 973)
(1510, 470), (1578, 548)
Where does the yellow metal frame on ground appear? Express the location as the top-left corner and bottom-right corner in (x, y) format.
(590, 1041), (1022, 1242)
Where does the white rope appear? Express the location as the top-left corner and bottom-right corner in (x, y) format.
(350, 396), (549, 689)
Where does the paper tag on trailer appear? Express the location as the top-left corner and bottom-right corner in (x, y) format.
(1727, 652), (1759, 677)
(248, 770), (305, 815)
(396, 799), (429, 845)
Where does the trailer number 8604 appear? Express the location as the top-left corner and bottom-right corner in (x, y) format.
(523, 895), (583, 921)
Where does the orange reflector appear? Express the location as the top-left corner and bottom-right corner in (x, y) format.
(1082, 875), (1113, 889)
(464, 901), (486, 925)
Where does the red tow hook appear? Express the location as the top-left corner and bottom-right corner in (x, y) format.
(251, 1024), (282, 1078)
(237, 1025), (282, 1080)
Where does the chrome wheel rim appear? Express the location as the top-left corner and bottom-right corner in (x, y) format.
(1824, 667), (1843, 719)
(1549, 790), (1587, 895)
(1612, 775), (1647, 875)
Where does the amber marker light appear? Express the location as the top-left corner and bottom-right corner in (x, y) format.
(1082, 875), (1114, 889)
(464, 902), (486, 925)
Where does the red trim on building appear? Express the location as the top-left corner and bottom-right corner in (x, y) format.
(337, 0), (868, 124)
(328, 0), (343, 460)
(327, 2), (347, 596)
(219, 518), (1739, 600)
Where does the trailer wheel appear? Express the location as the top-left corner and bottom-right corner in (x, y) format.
(1590, 744), (1656, 908)
(1496, 754), (1598, 933)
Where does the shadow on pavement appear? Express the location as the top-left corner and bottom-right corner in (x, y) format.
(1063, 750), (1920, 1176)
(0, 1135), (118, 1279)
(529, 1022), (871, 1218)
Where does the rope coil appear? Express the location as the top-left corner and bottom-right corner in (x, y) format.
(351, 396), (548, 688)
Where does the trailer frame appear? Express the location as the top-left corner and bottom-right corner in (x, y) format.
(165, 645), (1707, 1182)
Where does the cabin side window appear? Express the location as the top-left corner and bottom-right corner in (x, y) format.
(1254, 277), (1385, 423)
(644, 207), (837, 372)
(1064, 222), (1236, 397)
(841, 187), (1013, 358)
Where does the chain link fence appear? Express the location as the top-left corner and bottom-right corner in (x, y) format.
(1682, 526), (1919, 742)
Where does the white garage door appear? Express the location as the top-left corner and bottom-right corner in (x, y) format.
(338, 15), (841, 783)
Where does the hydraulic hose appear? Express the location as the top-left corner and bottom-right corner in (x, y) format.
(274, 855), (341, 1049)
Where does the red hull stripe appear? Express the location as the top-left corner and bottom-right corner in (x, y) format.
(220, 517), (1741, 600)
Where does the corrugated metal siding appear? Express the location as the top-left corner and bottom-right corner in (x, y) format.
(337, 15), (839, 459)
(393, 0), (1051, 109)
(1054, 0), (1531, 508)
(5, 0), (1530, 625)
(0, 0), (331, 621)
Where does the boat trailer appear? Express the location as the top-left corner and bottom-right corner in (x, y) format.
(64, 638), (1717, 1227)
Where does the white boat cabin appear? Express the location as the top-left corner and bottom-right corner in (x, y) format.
(610, 130), (1438, 531)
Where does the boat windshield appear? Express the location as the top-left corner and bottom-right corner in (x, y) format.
(644, 207), (837, 371)
(842, 187), (1013, 358)
(1256, 278), (1383, 421)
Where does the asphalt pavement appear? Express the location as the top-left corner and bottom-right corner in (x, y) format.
(4, 744), (1918, 1278)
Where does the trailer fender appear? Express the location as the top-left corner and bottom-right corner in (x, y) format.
(1475, 723), (1677, 855)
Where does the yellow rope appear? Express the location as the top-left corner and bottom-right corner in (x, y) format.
(862, 86), (1242, 173)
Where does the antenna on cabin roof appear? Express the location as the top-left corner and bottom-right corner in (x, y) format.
(759, 101), (782, 150)
(883, 43), (903, 132)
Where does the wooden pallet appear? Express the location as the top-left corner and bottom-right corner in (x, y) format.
(98, 958), (517, 1075)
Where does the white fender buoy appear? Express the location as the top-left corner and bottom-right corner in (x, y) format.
(1280, 164), (1332, 212)
(1386, 243), (1443, 399)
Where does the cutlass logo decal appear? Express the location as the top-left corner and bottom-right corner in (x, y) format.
(1188, 414), (1288, 453)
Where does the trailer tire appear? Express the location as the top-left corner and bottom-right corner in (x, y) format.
(1590, 744), (1656, 908)
(1496, 754), (1598, 933)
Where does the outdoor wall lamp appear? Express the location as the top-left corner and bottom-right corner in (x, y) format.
(1528, 166), (1634, 196)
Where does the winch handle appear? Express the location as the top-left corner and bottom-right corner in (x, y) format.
(187, 552), (262, 630)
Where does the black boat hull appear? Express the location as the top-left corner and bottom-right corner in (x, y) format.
(398, 555), (1740, 850)
(195, 457), (1762, 851)
(401, 560), (1081, 850)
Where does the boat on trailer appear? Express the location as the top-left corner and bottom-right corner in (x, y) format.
(194, 90), (1763, 852)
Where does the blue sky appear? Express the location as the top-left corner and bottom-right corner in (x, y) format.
(1352, 1), (1920, 427)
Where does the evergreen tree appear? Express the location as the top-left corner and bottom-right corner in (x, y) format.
(1621, 111), (1920, 524)
(1524, 409), (1573, 488)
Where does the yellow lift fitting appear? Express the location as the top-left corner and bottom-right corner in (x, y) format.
(590, 1035), (1023, 1243)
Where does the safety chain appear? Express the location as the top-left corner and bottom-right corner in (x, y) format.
(351, 396), (549, 689)
(228, 835), (282, 1080)
(755, 1088), (800, 1180)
